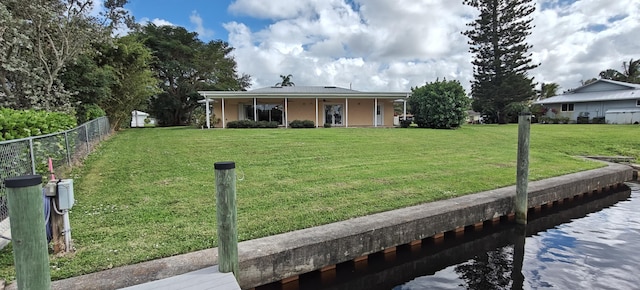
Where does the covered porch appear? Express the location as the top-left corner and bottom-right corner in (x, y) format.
(198, 86), (411, 128)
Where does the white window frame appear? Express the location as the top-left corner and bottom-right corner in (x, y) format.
(561, 103), (574, 112)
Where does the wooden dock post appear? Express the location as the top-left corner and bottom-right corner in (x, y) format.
(516, 112), (531, 225)
(5, 175), (51, 289)
(215, 162), (238, 276)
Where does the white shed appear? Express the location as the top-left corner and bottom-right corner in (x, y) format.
(131, 110), (153, 127)
(606, 109), (640, 124)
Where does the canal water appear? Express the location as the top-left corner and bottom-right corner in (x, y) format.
(258, 182), (639, 290)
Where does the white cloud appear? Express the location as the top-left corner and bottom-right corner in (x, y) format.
(224, 0), (640, 94)
(190, 11), (215, 39)
(139, 17), (176, 27)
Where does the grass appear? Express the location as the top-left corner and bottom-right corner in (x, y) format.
(0, 124), (639, 282)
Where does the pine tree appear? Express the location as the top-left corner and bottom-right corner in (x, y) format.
(463, 0), (538, 124)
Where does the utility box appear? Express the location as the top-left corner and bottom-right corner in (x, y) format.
(57, 179), (75, 210)
(45, 180), (57, 197)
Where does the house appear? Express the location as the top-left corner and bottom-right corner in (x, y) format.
(535, 79), (640, 124)
(130, 110), (155, 127)
(197, 86), (411, 128)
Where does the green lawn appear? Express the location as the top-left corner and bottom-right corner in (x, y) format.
(1, 124), (639, 281)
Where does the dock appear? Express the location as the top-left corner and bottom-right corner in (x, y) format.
(120, 265), (239, 290)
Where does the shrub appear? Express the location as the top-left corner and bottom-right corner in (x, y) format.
(226, 120), (278, 128)
(0, 108), (77, 141)
(289, 120), (315, 128)
(323, 123), (332, 128)
(592, 117), (606, 124)
(399, 119), (412, 128)
(77, 104), (106, 124)
(408, 78), (469, 129)
(190, 106), (219, 128)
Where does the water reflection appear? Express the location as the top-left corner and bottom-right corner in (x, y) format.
(399, 183), (636, 290)
(256, 183), (636, 290)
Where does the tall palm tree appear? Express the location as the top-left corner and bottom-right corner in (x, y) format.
(539, 82), (559, 99)
(275, 74), (295, 87)
(621, 58), (640, 84)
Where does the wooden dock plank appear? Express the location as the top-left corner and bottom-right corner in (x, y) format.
(120, 266), (239, 290)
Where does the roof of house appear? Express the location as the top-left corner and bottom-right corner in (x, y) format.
(198, 86), (411, 101)
(536, 79), (640, 105)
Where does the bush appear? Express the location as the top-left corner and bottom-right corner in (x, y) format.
(289, 120), (315, 128)
(190, 107), (219, 128)
(592, 117), (606, 124)
(323, 123), (332, 128)
(0, 108), (77, 141)
(226, 120), (279, 128)
(77, 104), (106, 124)
(399, 119), (412, 128)
(408, 78), (469, 129)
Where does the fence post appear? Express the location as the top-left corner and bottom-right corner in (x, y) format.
(64, 131), (72, 167)
(28, 138), (36, 175)
(5, 175), (51, 289)
(84, 124), (90, 153)
(516, 112), (531, 225)
(214, 161), (238, 276)
(97, 119), (102, 141)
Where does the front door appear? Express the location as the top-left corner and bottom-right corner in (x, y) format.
(324, 104), (343, 126)
(376, 104), (384, 126)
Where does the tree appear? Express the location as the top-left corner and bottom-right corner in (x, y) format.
(599, 69), (624, 81)
(100, 36), (159, 130)
(538, 82), (559, 100)
(408, 79), (469, 129)
(0, 0), (130, 112)
(463, 0), (538, 124)
(276, 74), (295, 87)
(138, 24), (251, 126)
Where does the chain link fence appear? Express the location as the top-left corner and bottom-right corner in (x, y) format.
(0, 117), (110, 244)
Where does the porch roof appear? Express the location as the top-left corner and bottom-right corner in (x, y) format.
(197, 86), (410, 102)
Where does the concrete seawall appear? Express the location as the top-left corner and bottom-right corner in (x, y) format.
(237, 162), (633, 289)
(21, 162), (633, 290)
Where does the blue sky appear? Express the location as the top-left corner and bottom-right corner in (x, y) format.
(122, 0), (640, 93)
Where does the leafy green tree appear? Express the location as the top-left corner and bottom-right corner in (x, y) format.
(276, 74), (295, 86)
(0, 0), (130, 112)
(408, 79), (469, 129)
(99, 35), (159, 130)
(138, 24), (250, 126)
(463, 0), (538, 124)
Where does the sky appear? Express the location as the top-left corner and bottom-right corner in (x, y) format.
(118, 0), (640, 94)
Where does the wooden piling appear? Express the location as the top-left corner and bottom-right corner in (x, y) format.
(215, 162), (238, 275)
(516, 112), (531, 225)
(5, 175), (51, 290)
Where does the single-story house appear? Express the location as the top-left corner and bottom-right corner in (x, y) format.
(197, 86), (411, 128)
(535, 79), (640, 124)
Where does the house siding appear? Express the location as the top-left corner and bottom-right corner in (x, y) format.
(209, 97), (396, 128)
(547, 99), (639, 122)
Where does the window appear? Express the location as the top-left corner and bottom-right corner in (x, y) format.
(243, 104), (283, 124)
(637, 99), (640, 107)
(561, 103), (574, 112)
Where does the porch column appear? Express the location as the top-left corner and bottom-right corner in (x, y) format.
(345, 98), (349, 128)
(284, 98), (288, 128)
(315, 98), (319, 128)
(374, 98), (378, 127)
(403, 97), (407, 121)
(205, 97), (211, 129)
(222, 98), (226, 129)
(253, 98), (257, 122)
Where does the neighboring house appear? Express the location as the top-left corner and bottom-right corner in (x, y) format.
(197, 86), (411, 128)
(131, 110), (155, 127)
(535, 79), (640, 124)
